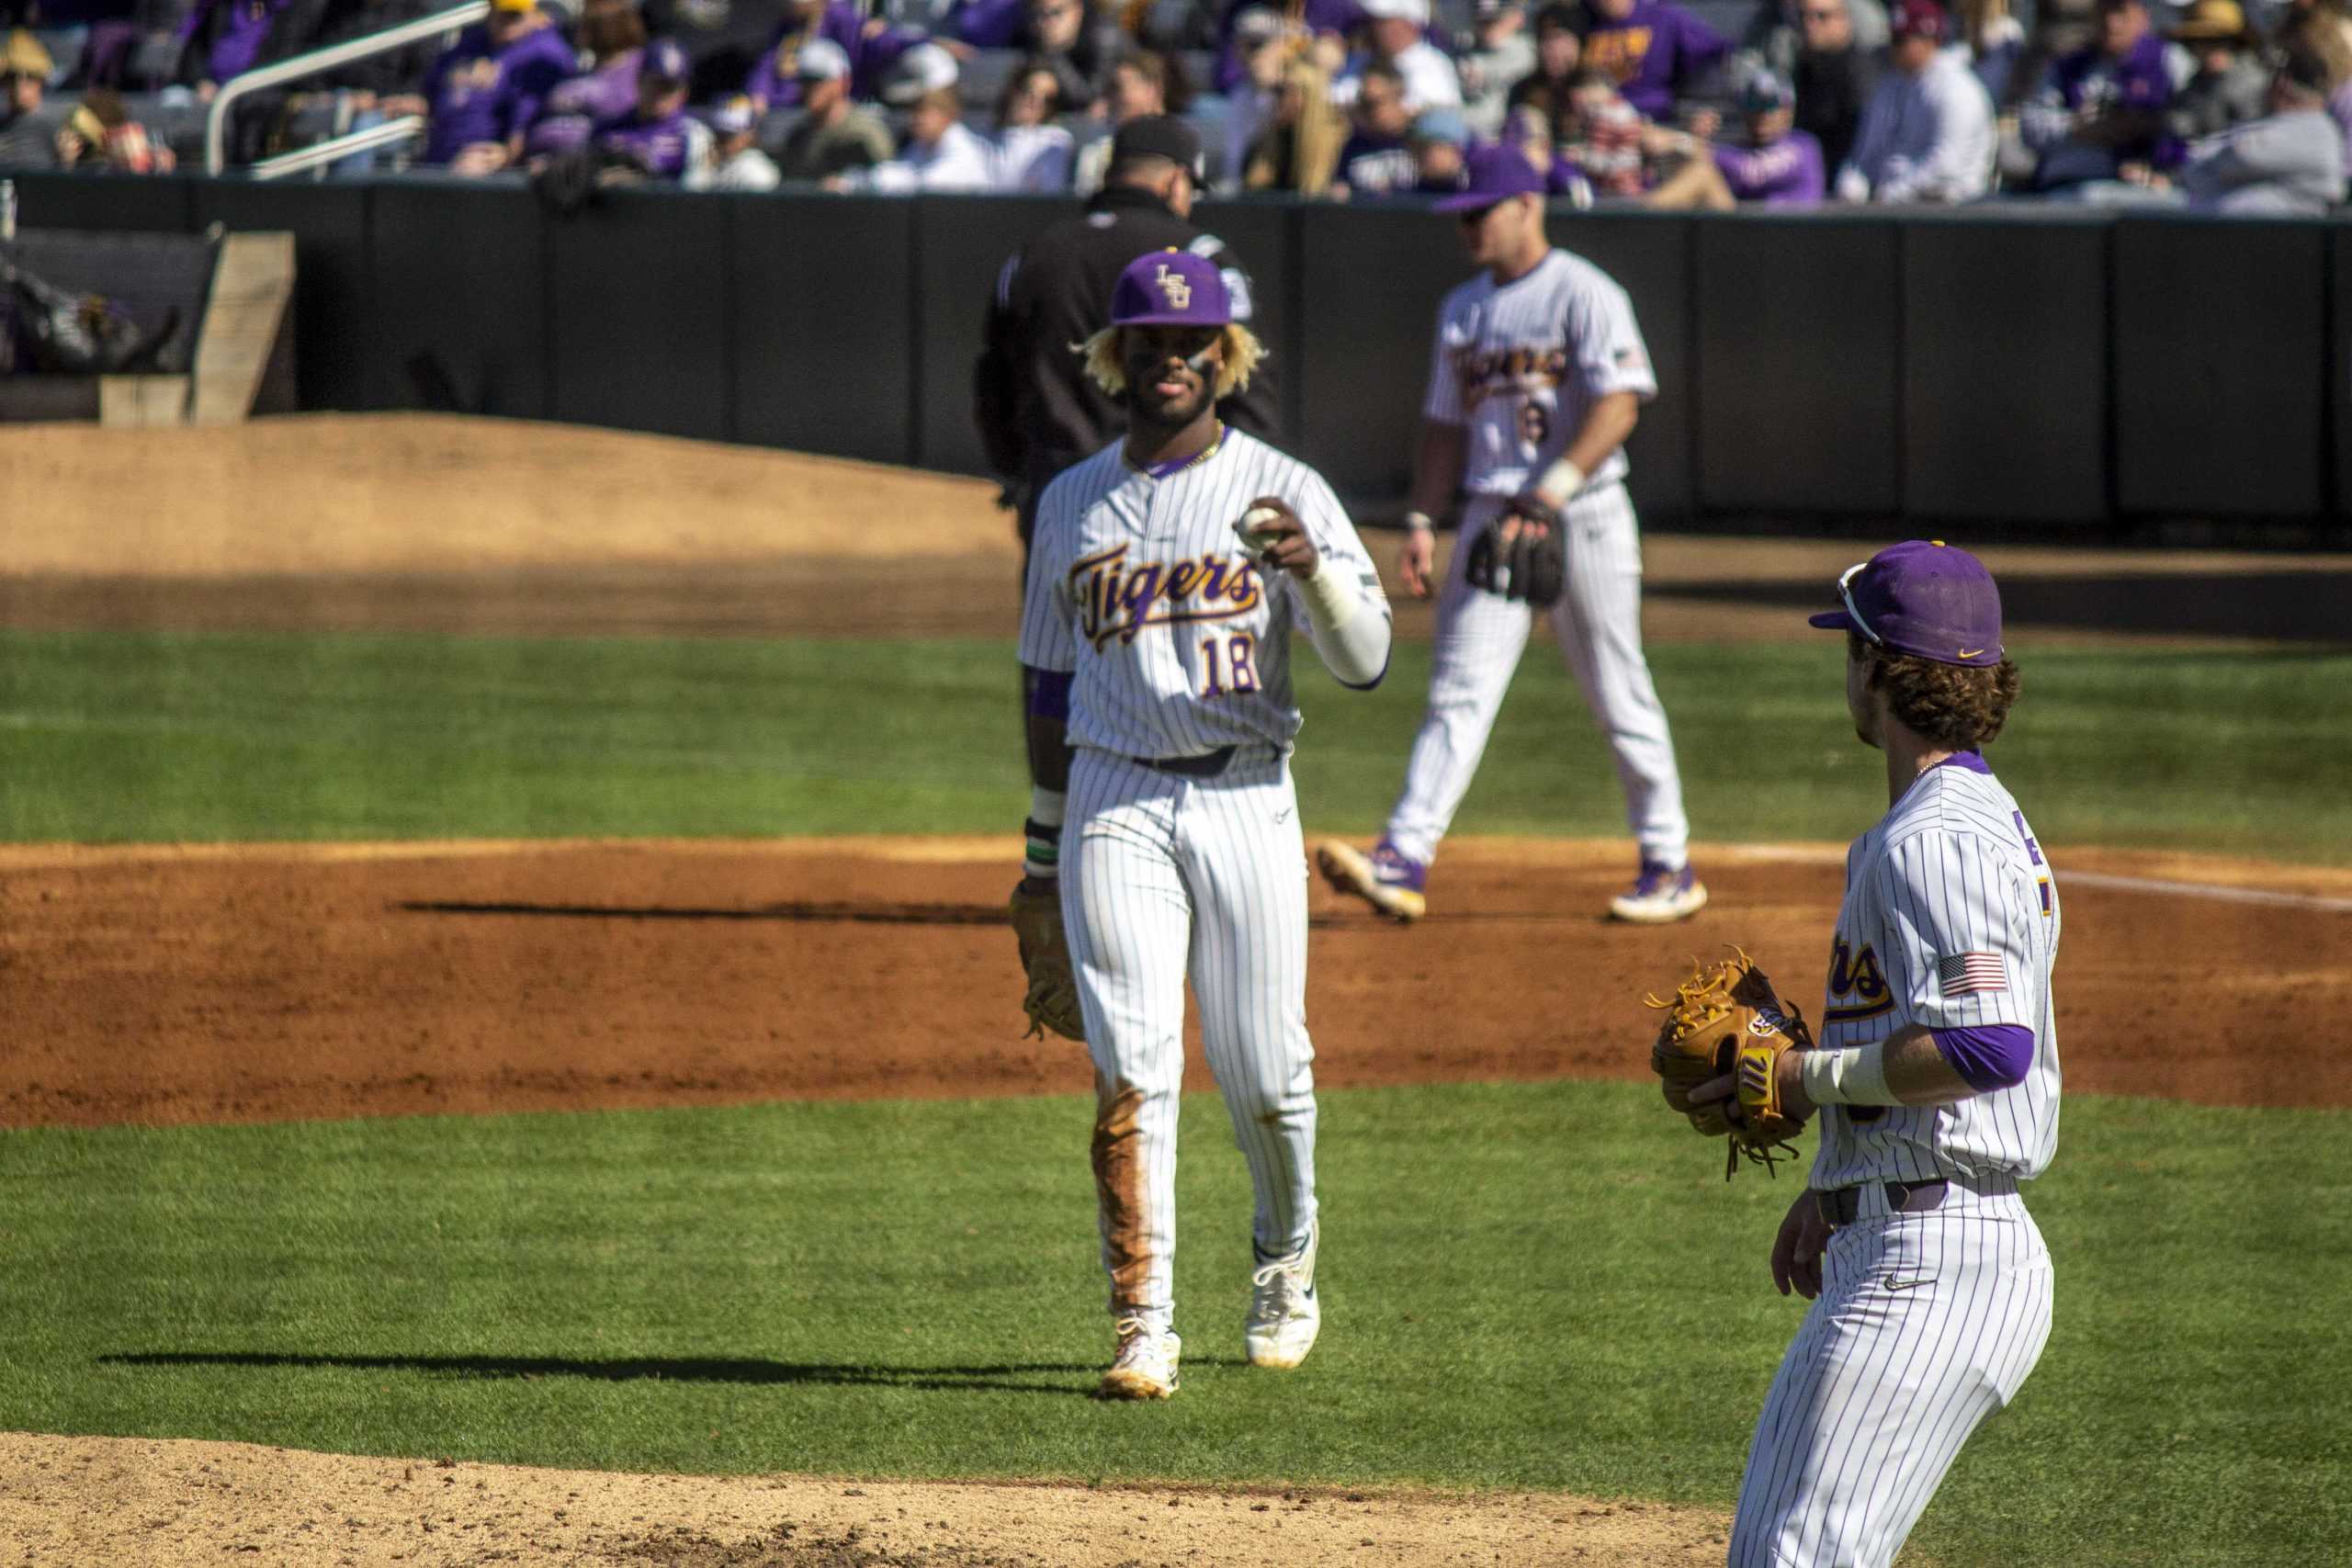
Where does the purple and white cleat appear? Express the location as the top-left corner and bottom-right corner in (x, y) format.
(1610, 861), (1709, 924)
(1316, 839), (1428, 922)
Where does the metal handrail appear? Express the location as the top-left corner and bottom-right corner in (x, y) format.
(204, 0), (490, 175)
(251, 116), (426, 181)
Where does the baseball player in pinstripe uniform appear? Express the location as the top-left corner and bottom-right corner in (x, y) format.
(1315, 144), (1703, 926)
(1017, 248), (1394, 1400)
(1696, 540), (2059, 1567)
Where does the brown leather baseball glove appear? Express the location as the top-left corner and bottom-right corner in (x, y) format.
(1010, 876), (1084, 1042)
(1645, 947), (1815, 1179)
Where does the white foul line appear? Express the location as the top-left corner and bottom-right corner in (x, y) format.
(1723, 843), (2352, 913)
(2056, 871), (2352, 914)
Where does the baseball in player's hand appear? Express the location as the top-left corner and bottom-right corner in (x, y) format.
(1398, 528), (1436, 600)
(1235, 498), (1320, 580)
(1770, 1190), (1831, 1301)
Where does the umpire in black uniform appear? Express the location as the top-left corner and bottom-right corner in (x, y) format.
(974, 114), (1280, 547)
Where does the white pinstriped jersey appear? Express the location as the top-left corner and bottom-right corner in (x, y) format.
(1813, 757), (2063, 1187)
(1019, 428), (1387, 759)
(1420, 248), (1657, 498)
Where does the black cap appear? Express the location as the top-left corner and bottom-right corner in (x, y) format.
(1109, 115), (1204, 179)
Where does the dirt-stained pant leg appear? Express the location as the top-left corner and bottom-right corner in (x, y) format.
(1063, 751), (1192, 1326)
(1177, 754), (1318, 1260)
(1729, 1192), (2054, 1568)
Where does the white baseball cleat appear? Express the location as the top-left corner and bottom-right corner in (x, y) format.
(1610, 861), (1709, 924)
(1245, 1222), (1320, 1371)
(1099, 1317), (1182, 1400)
(1315, 840), (1427, 922)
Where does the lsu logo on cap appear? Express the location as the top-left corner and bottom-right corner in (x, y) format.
(1155, 264), (1193, 311)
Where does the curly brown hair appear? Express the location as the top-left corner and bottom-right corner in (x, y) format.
(1850, 632), (2022, 750)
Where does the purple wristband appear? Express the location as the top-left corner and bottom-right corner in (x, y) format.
(1931, 1024), (2035, 1093)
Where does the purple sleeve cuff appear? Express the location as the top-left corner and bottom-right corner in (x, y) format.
(1025, 666), (1072, 721)
(1931, 1024), (2035, 1093)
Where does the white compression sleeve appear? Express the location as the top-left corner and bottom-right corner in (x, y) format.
(1797, 1043), (1895, 1106)
(1299, 562), (1391, 687)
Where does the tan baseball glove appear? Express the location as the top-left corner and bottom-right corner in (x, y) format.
(1645, 947), (1815, 1179)
(1010, 876), (1084, 1042)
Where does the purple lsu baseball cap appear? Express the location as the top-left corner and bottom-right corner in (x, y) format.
(1110, 248), (1232, 328)
(1435, 145), (1548, 213)
(1808, 539), (2005, 667)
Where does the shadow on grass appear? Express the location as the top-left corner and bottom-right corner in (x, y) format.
(96, 1350), (1245, 1398)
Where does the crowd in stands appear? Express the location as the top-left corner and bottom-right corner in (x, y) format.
(1, 0), (2346, 209)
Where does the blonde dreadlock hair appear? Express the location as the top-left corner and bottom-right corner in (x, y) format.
(1077, 323), (1268, 401)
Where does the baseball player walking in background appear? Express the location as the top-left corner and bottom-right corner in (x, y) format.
(1012, 248), (1393, 1400)
(1699, 540), (2061, 1566)
(1315, 145), (1702, 926)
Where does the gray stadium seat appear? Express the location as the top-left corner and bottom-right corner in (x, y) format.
(956, 48), (1024, 114)
(1686, 0), (1770, 47)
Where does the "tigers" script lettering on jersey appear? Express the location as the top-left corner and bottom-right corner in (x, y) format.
(1072, 544), (1263, 649)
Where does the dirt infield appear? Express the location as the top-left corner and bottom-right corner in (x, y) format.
(5, 413), (2347, 1567)
(4, 836), (2348, 1131)
(0, 1431), (1737, 1568)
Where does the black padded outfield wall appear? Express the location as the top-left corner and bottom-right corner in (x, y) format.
(7, 172), (2346, 533)
(1900, 211), (2109, 525)
(368, 181), (550, 418)
(2111, 216), (2329, 520)
(1696, 214), (1902, 517)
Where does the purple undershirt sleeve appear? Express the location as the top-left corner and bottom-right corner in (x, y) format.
(1025, 665), (1072, 721)
(1931, 1023), (2035, 1093)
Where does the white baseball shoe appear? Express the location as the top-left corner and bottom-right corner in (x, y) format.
(1245, 1222), (1320, 1371)
(1099, 1317), (1181, 1400)
(1609, 861), (1709, 924)
(1316, 840), (1427, 922)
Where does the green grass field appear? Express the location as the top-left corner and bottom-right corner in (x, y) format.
(4, 1087), (2346, 1567)
(3, 623), (2348, 1566)
(2, 628), (2347, 861)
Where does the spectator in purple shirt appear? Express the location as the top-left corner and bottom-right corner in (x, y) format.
(1213, 0), (1364, 96)
(169, 0), (334, 163)
(744, 0), (903, 111)
(172, 0), (327, 98)
(591, 36), (708, 181)
(1578, 0), (1730, 122)
(1714, 68), (1825, 198)
(526, 0), (649, 161)
(2020, 0), (2174, 190)
(386, 0), (575, 175)
(1329, 57), (1419, 195)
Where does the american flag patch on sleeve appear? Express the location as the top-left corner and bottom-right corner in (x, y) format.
(1938, 953), (2007, 996)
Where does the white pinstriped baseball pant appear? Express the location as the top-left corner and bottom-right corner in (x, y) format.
(1731, 1184), (2054, 1567)
(1061, 746), (1318, 1327)
(1385, 482), (1690, 868)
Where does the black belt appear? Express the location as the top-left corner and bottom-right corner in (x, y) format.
(1131, 746), (1238, 778)
(1815, 1179), (1949, 1229)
